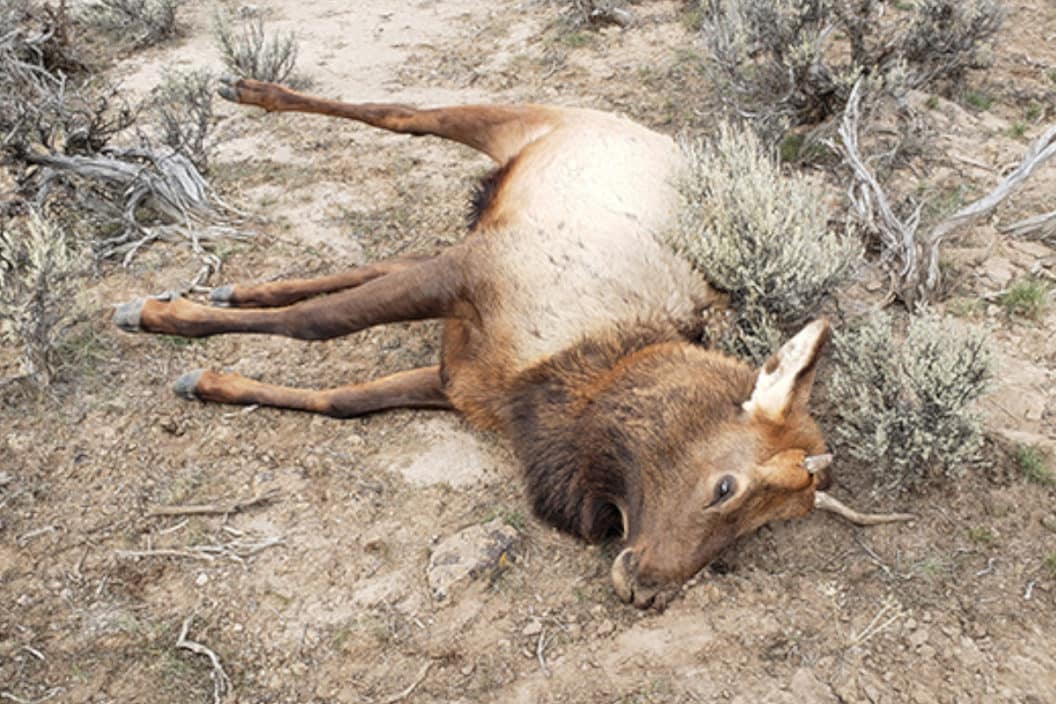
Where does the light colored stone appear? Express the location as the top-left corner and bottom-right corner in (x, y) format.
(426, 518), (519, 600)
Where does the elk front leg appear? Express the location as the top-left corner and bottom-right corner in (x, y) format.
(114, 254), (462, 339)
(174, 366), (450, 417)
(209, 255), (432, 308)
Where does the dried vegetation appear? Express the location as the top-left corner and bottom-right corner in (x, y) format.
(827, 311), (991, 493)
(671, 125), (857, 362)
(213, 11), (299, 84)
(0, 0), (244, 387)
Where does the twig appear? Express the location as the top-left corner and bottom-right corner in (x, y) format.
(975, 557), (996, 577)
(853, 534), (892, 577)
(16, 525), (60, 546)
(0, 689), (62, 704)
(176, 616), (231, 704)
(380, 661), (433, 704)
(116, 548), (216, 562)
(1000, 209), (1056, 241)
(19, 646), (45, 661)
(147, 489), (280, 517)
(849, 596), (904, 647)
(1024, 581), (1036, 600)
(536, 626), (554, 678)
(950, 152), (996, 173)
(116, 535), (283, 564)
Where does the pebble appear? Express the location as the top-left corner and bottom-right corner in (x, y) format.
(595, 619), (614, 637)
(195, 573), (209, 587)
(522, 620), (543, 637)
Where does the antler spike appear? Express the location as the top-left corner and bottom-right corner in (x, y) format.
(814, 491), (915, 526)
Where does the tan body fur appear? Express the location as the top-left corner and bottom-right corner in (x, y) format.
(445, 108), (714, 428)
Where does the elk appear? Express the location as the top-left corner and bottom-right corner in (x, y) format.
(114, 78), (911, 608)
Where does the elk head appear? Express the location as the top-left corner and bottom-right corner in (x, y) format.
(609, 319), (911, 608)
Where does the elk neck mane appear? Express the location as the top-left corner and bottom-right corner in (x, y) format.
(501, 320), (758, 543)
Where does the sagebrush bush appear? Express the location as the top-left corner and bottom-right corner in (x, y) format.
(669, 125), (858, 361)
(153, 67), (214, 172)
(83, 0), (181, 48)
(697, 0), (1004, 136)
(214, 13), (299, 84)
(0, 211), (87, 386)
(555, 0), (634, 29)
(828, 311), (991, 493)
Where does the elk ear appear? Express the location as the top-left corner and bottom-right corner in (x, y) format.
(743, 318), (830, 423)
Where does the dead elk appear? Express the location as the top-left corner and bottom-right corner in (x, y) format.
(114, 78), (912, 608)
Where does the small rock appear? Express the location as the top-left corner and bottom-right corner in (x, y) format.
(522, 620), (543, 637)
(918, 644), (937, 659)
(1041, 515), (1056, 534)
(195, 573), (209, 587)
(461, 664), (475, 676)
(426, 518), (519, 601)
(595, 619), (614, 637)
(908, 627), (930, 648)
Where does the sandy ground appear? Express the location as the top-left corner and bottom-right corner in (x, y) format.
(2, 1), (1055, 702)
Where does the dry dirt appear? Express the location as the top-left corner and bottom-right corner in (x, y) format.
(3, 1), (1056, 703)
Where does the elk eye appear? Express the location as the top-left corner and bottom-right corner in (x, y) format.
(712, 476), (735, 506)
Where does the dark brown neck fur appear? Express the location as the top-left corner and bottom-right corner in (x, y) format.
(502, 321), (756, 543)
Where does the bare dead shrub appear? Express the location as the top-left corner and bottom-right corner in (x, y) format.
(81, 0), (181, 48)
(556, 0), (635, 30)
(152, 67), (215, 172)
(828, 311), (991, 493)
(0, 210), (88, 387)
(213, 13), (298, 84)
(697, 0), (1004, 137)
(1, 1), (246, 289)
(669, 125), (858, 362)
(900, 0), (1004, 87)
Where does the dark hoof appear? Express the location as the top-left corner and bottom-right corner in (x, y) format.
(209, 285), (235, 306)
(217, 75), (241, 102)
(113, 299), (144, 332)
(172, 369), (204, 401)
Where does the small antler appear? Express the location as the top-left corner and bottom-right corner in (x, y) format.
(814, 491), (915, 526)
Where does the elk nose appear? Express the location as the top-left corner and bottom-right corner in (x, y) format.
(610, 548), (639, 604)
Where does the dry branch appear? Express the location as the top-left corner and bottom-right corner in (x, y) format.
(923, 124), (1056, 288)
(836, 79), (922, 302)
(116, 534), (284, 564)
(1000, 209), (1056, 241)
(380, 661), (433, 704)
(147, 489), (279, 517)
(176, 616), (231, 704)
(27, 149), (250, 289)
(837, 78), (1056, 301)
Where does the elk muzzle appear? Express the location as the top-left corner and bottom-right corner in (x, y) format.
(611, 547), (671, 609)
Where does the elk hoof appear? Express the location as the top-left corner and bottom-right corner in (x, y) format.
(113, 290), (180, 332)
(209, 285), (234, 306)
(113, 299), (144, 332)
(217, 75), (242, 102)
(172, 369), (204, 400)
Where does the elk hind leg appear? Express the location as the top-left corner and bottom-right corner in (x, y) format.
(174, 366), (450, 417)
(218, 77), (562, 164)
